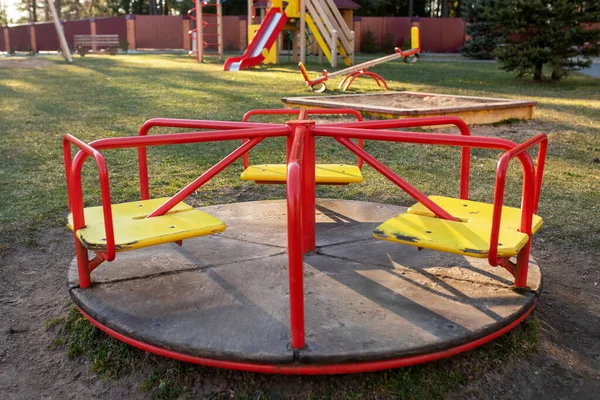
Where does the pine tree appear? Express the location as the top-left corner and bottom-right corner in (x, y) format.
(493, 0), (600, 81)
(461, 0), (500, 59)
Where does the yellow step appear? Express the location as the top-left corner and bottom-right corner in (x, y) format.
(240, 164), (363, 184)
(67, 198), (225, 252)
(373, 196), (543, 258)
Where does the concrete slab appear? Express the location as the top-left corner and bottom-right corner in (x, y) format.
(69, 199), (541, 367)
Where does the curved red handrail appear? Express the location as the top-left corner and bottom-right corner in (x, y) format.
(241, 108), (364, 169)
(137, 118), (277, 199)
(63, 135), (115, 260)
(488, 134), (547, 277)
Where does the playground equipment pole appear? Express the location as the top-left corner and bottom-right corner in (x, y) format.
(217, 0), (223, 60)
(47, 0), (72, 63)
(195, 0), (203, 62)
(300, 0), (306, 64)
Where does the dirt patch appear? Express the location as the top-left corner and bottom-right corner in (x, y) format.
(0, 58), (53, 69)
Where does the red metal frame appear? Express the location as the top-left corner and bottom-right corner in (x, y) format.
(77, 301), (535, 375)
(338, 69), (389, 92)
(137, 118), (274, 200)
(240, 108), (364, 170)
(188, 1), (221, 59)
(329, 116), (472, 199)
(64, 109), (547, 374)
(286, 124), (306, 350)
(313, 125), (545, 285)
(65, 125), (290, 288)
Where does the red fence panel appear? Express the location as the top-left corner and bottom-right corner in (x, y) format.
(96, 16), (127, 45)
(64, 19), (91, 50)
(11, 25), (31, 51)
(222, 16), (243, 51)
(135, 15), (183, 49)
(419, 18), (465, 52)
(382, 17), (413, 48)
(35, 22), (60, 51)
(359, 17), (384, 49)
(357, 17), (465, 53)
(358, 17), (412, 50)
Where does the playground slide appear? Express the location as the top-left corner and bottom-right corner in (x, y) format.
(224, 8), (289, 71)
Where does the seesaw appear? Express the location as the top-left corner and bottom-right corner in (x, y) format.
(63, 109), (546, 374)
(298, 27), (421, 92)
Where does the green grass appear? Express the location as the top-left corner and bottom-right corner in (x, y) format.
(50, 307), (538, 399)
(2, 54), (598, 397)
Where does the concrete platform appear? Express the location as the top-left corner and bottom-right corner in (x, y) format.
(68, 199), (541, 373)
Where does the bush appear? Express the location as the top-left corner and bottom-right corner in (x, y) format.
(460, 0), (500, 60)
(382, 32), (396, 54)
(360, 29), (379, 53)
(107, 46), (118, 56)
(120, 41), (129, 54)
(77, 46), (89, 57)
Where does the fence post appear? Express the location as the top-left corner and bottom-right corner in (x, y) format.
(90, 18), (97, 52)
(182, 15), (191, 51)
(411, 16), (420, 52)
(4, 26), (11, 53)
(239, 17), (246, 51)
(29, 23), (37, 53)
(126, 15), (136, 50)
(299, 0), (306, 64)
(353, 18), (361, 54)
(217, 0), (223, 60)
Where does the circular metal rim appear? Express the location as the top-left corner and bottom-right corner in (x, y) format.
(77, 302), (536, 375)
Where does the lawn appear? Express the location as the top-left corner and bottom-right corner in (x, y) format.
(0, 54), (599, 399)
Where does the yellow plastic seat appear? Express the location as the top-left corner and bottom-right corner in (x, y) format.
(240, 164), (363, 184)
(407, 196), (543, 234)
(67, 198), (226, 252)
(373, 196), (543, 258)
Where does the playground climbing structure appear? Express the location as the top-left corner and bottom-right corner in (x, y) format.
(189, 0), (224, 62)
(224, 0), (355, 71)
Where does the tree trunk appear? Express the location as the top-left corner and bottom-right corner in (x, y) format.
(408, 0), (414, 17)
(442, 0), (449, 17)
(31, 0), (38, 22)
(533, 62), (543, 81)
(55, 0), (62, 20)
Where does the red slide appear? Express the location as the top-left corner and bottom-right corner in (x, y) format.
(224, 7), (288, 71)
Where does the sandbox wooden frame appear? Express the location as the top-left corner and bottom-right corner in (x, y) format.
(282, 91), (537, 125)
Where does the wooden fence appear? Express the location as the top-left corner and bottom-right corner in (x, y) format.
(1, 15), (469, 54)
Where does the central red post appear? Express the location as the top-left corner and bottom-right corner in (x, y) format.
(302, 121), (316, 253)
(287, 119), (316, 253)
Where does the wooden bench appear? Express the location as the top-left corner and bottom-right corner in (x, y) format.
(74, 34), (120, 52)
